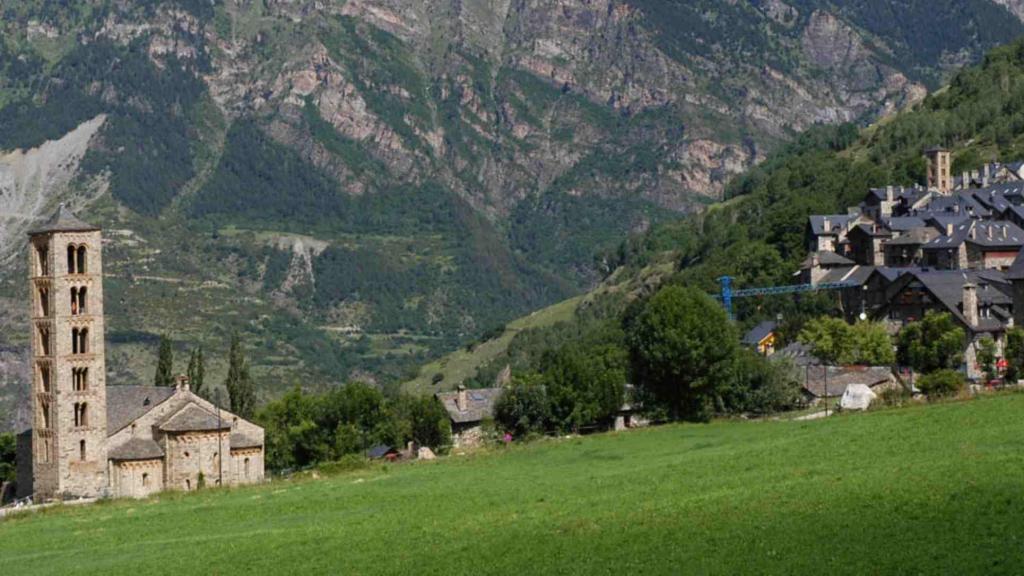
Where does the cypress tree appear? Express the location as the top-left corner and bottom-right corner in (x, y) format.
(225, 334), (256, 418)
(154, 335), (174, 387)
(187, 347), (206, 397)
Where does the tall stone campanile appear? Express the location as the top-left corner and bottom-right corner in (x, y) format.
(28, 205), (108, 500)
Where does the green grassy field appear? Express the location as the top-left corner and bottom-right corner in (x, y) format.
(3, 394), (1024, 575)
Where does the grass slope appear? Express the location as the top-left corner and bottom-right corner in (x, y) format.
(3, 394), (1024, 574)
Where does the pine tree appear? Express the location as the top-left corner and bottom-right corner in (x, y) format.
(225, 334), (256, 418)
(187, 347), (206, 397)
(154, 335), (174, 387)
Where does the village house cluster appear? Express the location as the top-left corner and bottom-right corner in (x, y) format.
(799, 147), (1024, 380)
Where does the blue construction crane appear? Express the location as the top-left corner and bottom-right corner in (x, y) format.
(717, 276), (857, 320)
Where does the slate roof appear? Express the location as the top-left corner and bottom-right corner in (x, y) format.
(436, 387), (503, 424)
(883, 216), (927, 232)
(802, 366), (895, 398)
(801, 251), (854, 268)
(742, 321), (777, 346)
(885, 227), (939, 246)
(885, 269), (1011, 332)
(159, 403), (230, 433)
(1006, 250), (1024, 280)
(808, 215), (854, 236)
(107, 437), (164, 461)
(106, 386), (176, 436)
(230, 433), (262, 450)
(964, 221), (1024, 248)
(778, 342), (820, 367)
(27, 204), (100, 235)
(367, 444), (396, 459)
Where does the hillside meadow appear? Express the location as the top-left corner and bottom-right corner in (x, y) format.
(2, 394), (1023, 574)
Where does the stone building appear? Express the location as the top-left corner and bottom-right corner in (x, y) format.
(16, 206), (264, 501)
(436, 385), (502, 448)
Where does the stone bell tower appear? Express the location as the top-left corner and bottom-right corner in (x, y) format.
(27, 205), (108, 500)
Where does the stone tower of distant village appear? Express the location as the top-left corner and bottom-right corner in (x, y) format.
(925, 146), (952, 193)
(28, 205), (109, 499)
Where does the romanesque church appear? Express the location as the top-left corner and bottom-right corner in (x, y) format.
(15, 206), (265, 501)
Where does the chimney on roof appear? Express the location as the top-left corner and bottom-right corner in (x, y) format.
(886, 186), (894, 202)
(983, 164), (991, 187)
(970, 224), (977, 240)
(987, 225), (993, 241)
(456, 384), (467, 412)
(963, 282), (979, 327)
(962, 171), (970, 189)
(175, 375), (190, 392)
(1003, 225), (1009, 239)
(823, 217), (830, 233)
(946, 223), (954, 236)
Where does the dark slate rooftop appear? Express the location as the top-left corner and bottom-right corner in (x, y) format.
(106, 386), (176, 436)
(886, 227), (939, 246)
(107, 437), (164, 461)
(964, 221), (1024, 248)
(159, 403), (230, 433)
(802, 366), (895, 398)
(367, 444), (396, 459)
(742, 321), (777, 346)
(778, 341), (819, 367)
(800, 251), (854, 269)
(882, 216), (927, 232)
(1007, 250), (1024, 280)
(436, 387), (503, 424)
(27, 204), (100, 235)
(887, 269), (1011, 332)
(808, 215), (854, 236)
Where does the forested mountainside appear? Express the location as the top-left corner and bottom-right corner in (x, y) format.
(3, 0), (1024, 428)
(440, 36), (1024, 394)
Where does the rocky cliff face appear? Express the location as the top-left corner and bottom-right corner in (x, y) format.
(0, 0), (1022, 428)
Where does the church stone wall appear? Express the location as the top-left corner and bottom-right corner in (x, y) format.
(111, 459), (164, 499)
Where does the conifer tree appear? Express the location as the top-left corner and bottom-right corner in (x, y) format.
(225, 334), (256, 418)
(154, 335), (174, 387)
(187, 347), (206, 397)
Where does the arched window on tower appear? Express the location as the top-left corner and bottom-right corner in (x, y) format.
(78, 286), (87, 315)
(38, 287), (49, 317)
(67, 245), (76, 274)
(73, 367), (88, 392)
(80, 328), (88, 354)
(41, 400), (51, 429)
(72, 328), (80, 354)
(77, 246), (87, 274)
(40, 364), (51, 393)
(38, 326), (51, 356)
(36, 244), (49, 276)
(70, 287), (79, 316)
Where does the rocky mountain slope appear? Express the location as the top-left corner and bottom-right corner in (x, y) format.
(2, 0), (1024, 428)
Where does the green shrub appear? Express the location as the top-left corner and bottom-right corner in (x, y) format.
(917, 370), (965, 399)
(316, 454), (371, 475)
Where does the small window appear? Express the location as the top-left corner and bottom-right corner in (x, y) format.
(185, 479), (191, 490)
(77, 246), (87, 274)
(38, 326), (51, 356)
(40, 364), (51, 393)
(79, 439), (86, 461)
(38, 287), (49, 317)
(41, 401), (51, 429)
(36, 244), (49, 276)
(184, 451), (190, 458)
(142, 473), (149, 487)
(244, 457), (251, 478)
(67, 245), (76, 274)
(78, 287), (87, 315)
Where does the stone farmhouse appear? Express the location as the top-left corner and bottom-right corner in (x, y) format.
(436, 385), (501, 448)
(804, 148), (1024, 379)
(15, 207), (264, 502)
